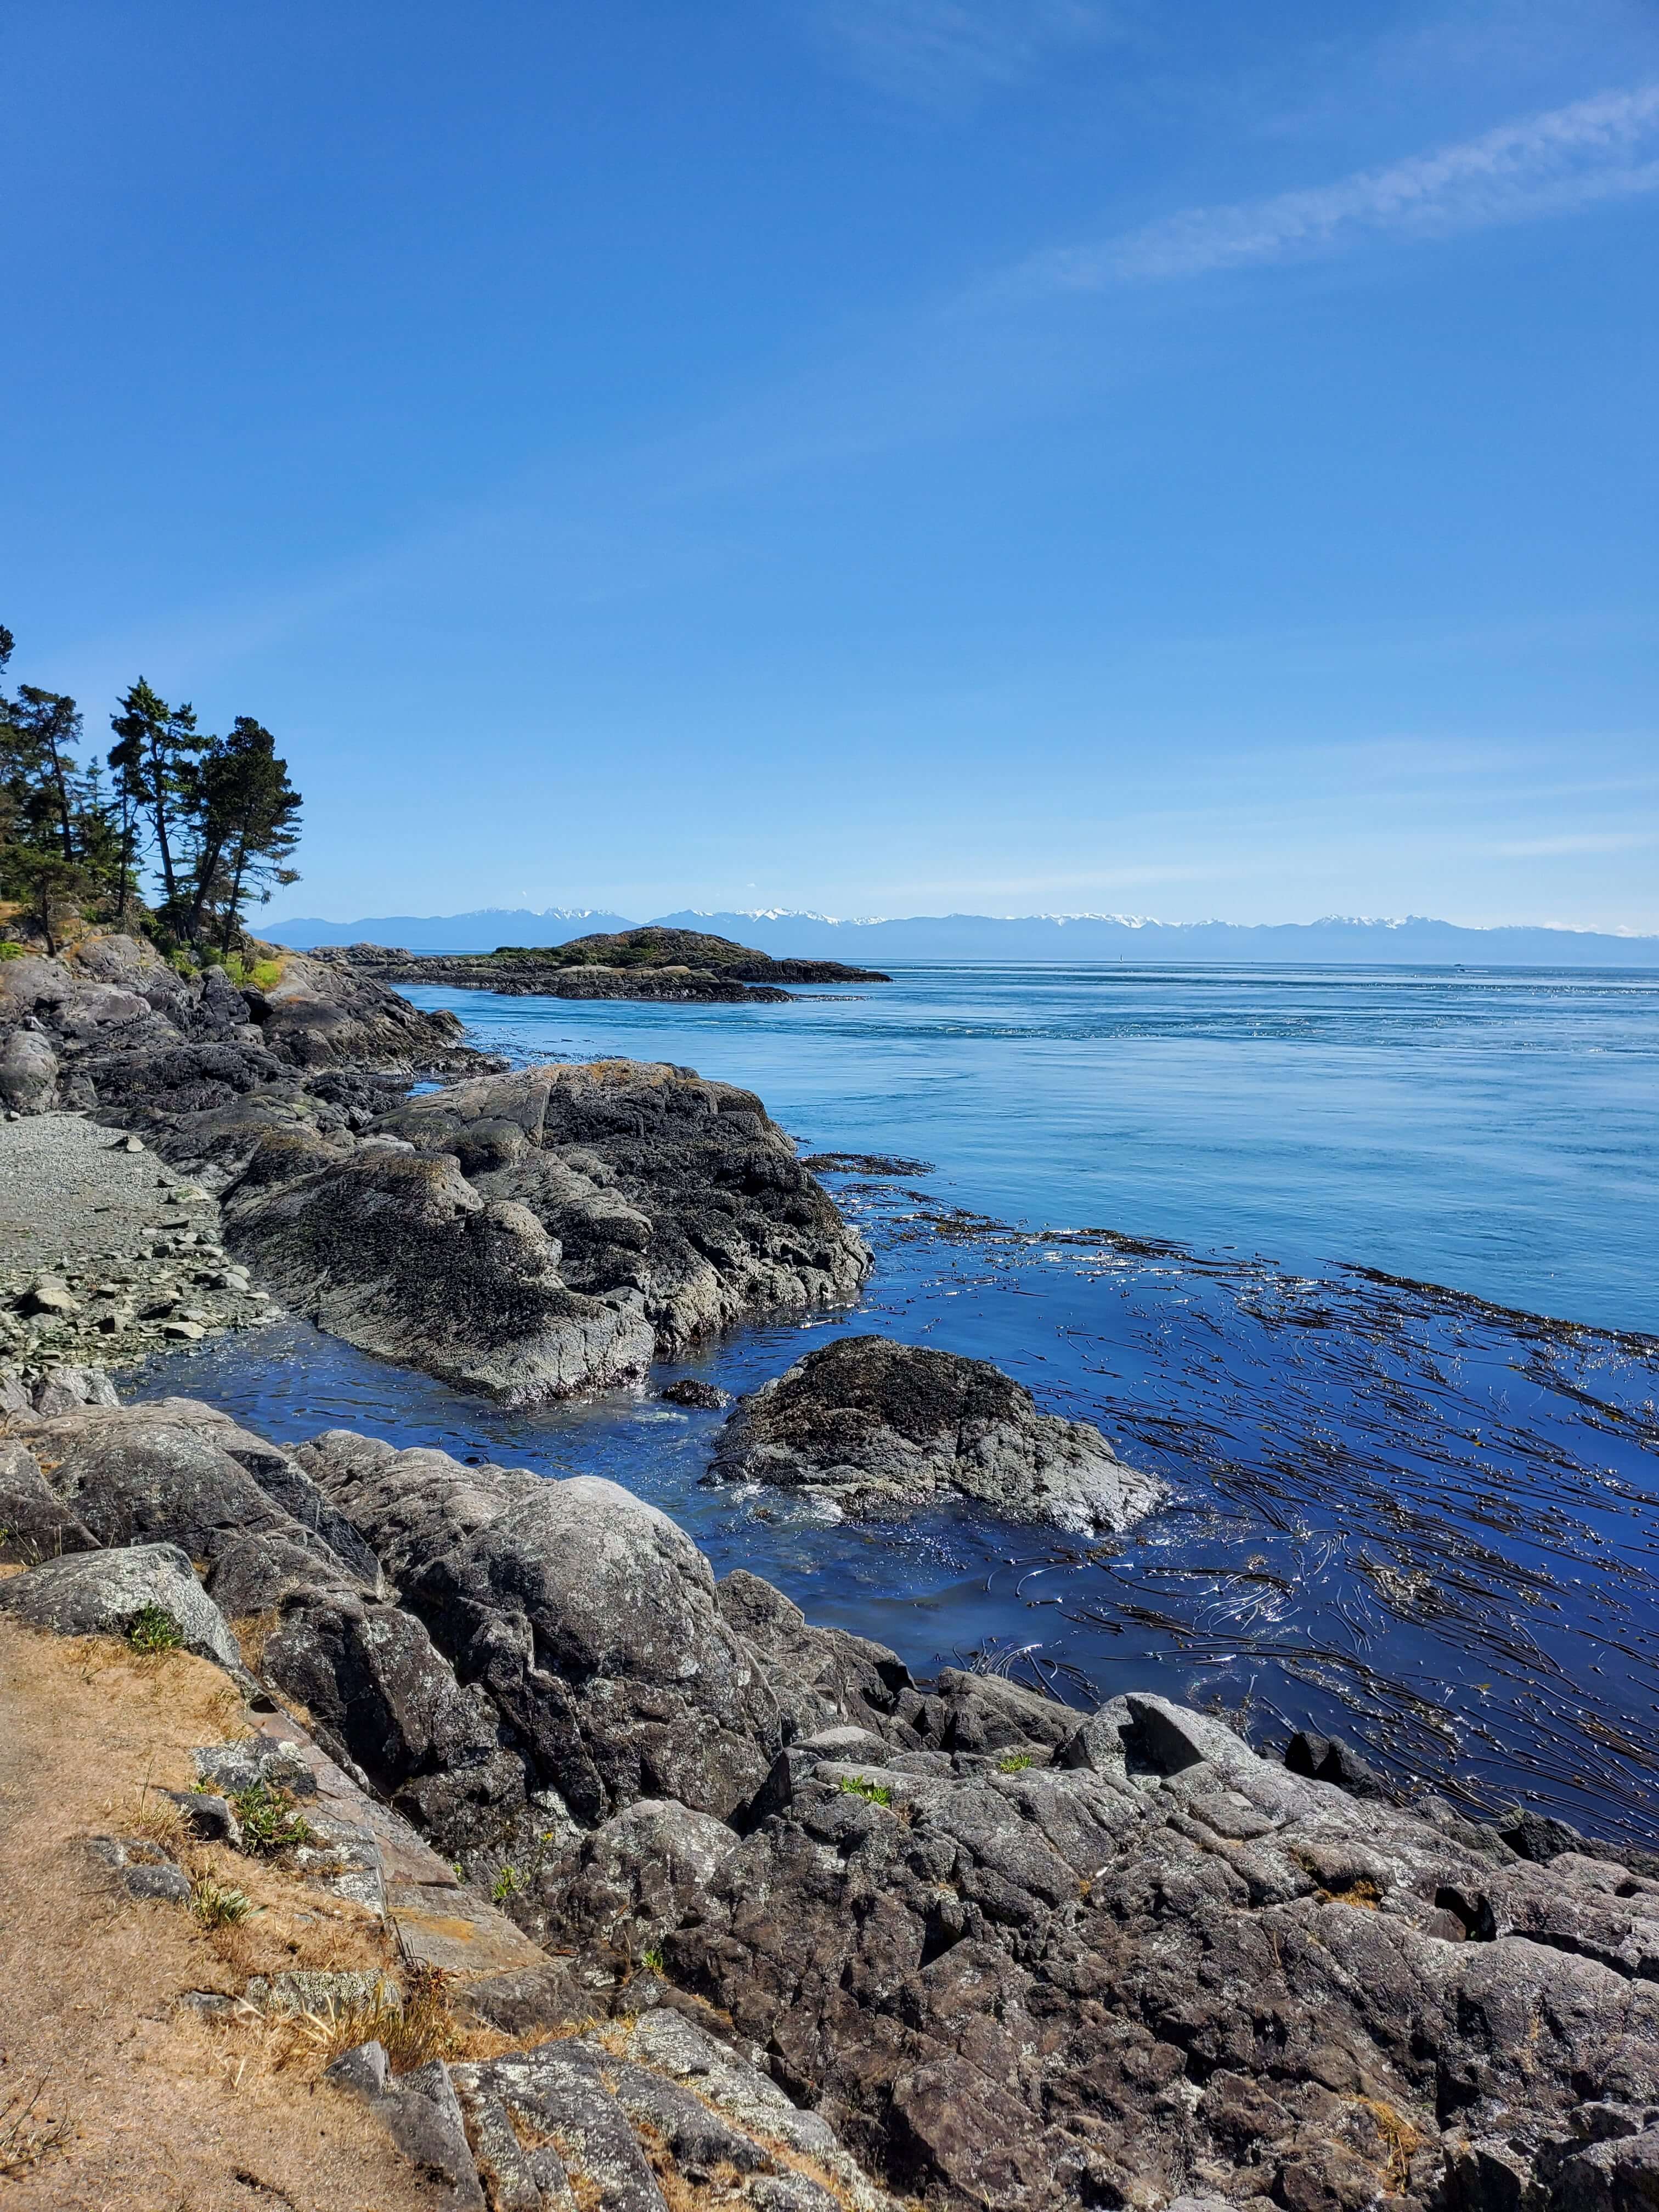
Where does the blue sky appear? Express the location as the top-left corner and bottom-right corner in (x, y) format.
(4, 1), (1657, 928)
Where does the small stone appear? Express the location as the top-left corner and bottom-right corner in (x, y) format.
(163, 1790), (242, 1847)
(660, 1379), (730, 1409)
(162, 1320), (207, 1340)
(23, 1276), (78, 1316)
(123, 1135), (144, 1153)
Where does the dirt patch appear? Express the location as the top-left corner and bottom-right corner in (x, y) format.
(0, 1616), (449, 2209)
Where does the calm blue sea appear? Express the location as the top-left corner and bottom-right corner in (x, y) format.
(139, 964), (1659, 1849)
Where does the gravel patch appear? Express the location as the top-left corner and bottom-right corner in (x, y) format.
(0, 1114), (274, 1380)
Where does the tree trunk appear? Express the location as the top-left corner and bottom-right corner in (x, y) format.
(148, 734), (177, 907)
(185, 833), (227, 946)
(220, 842), (250, 956)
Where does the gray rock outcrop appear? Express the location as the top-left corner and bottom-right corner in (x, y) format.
(11, 1384), (1654, 2212)
(708, 1334), (1161, 1531)
(0, 932), (868, 1402)
(0, 1539), (242, 1670)
(223, 1061), (870, 1402)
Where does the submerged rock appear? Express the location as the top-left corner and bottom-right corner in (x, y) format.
(707, 1334), (1161, 1532)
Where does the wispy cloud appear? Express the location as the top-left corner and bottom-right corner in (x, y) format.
(800, 0), (1115, 108)
(1011, 82), (1659, 290)
(1491, 831), (1656, 857)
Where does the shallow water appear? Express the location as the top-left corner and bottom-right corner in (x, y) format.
(134, 963), (1659, 1849)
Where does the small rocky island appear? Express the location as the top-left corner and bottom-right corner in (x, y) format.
(309, 924), (892, 1002)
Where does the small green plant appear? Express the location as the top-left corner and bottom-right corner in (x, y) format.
(190, 1869), (254, 1927)
(639, 1945), (665, 1974)
(126, 1604), (184, 1655)
(0, 941), (24, 962)
(230, 1780), (314, 1856)
(996, 1751), (1036, 1774)
(490, 1864), (524, 1904)
(838, 1774), (894, 1807)
(249, 958), (281, 990)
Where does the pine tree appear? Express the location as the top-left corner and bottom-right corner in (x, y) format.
(108, 678), (203, 925)
(185, 716), (303, 951)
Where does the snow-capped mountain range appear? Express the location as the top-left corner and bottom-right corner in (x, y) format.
(261, 906), (1659, 965)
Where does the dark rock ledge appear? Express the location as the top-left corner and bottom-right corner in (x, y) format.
(4, 1384), (1656, 2212)
(0, 930), (871, 1402)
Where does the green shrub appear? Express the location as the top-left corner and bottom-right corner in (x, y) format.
(229, 1780), (314, 1855)
(838, 1774), (894, 1807)
(126, 1604), (184, 1655)
(0, 941), (24, 961)
(249, 958), (281, 989)
(996, 1752), (1036, 1774)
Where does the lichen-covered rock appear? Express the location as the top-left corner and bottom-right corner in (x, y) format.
(0, 1539), (242, 1670)
(223, 1131), (657, 1402)
(396, 1474), (790, 1826)
(0, 1026), (59, 1113)
(316, 1059), (871, 1393)
(623, 1691), (1659, 2212)
(0, 1437), (99, 1562)
(293, 1435), (882, 1837)
(709, 1335), (1160, 1532)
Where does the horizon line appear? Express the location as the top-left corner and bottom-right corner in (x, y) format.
(262, 905), (1659, 941)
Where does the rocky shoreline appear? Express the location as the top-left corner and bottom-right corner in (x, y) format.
(2, 1386), (1655, 2212)
(3, 929), (1657, 2212)
(1, 929), (870, 1401)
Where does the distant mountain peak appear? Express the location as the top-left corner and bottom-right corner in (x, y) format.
(262, 905), (1658, 965)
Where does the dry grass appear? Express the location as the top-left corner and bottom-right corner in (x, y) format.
(0, 1615), (453, 2209)
(1353, 2096), (1425, 2189)
(0, 2078), (76, 2179)
(287, 1963), (462, 2073)
(115, 1766), (193, 1855)
(231, 1607), (281, 1677)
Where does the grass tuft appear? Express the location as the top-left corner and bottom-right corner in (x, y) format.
(190, 1867), (256, 1928)
(996, 1751), (1036, 1773)
(294, 1963), (459, 2072)
(229, 1781), (314, 1857)
(127, 1603), (185, 1655)
(837, 1774), (894, 1807)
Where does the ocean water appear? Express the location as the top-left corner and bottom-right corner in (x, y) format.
(137, 964), (1659, 1849)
